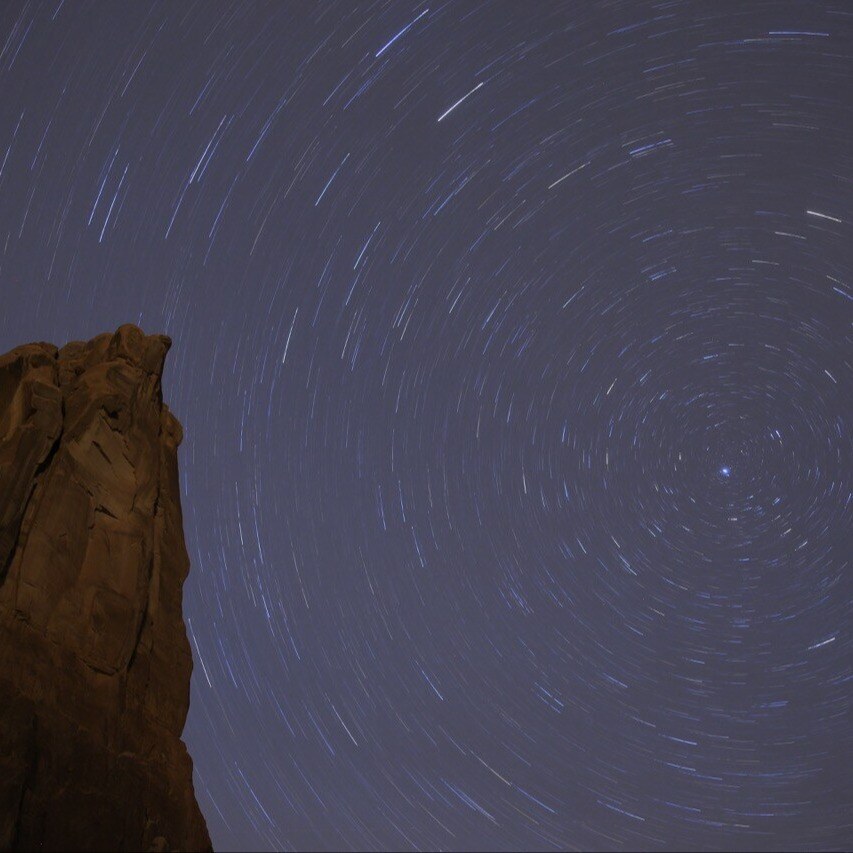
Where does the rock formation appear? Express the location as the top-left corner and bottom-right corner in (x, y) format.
(0, 325), (211, 852)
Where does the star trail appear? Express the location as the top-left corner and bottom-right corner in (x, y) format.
(1, 1), (851, 850)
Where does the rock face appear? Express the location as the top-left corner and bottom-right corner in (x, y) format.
(0, 325), (210, 852)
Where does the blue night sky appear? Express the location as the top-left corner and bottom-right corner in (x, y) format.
(1, 2), (851, 850)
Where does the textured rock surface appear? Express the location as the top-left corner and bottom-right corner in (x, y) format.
(0, 325), (210, 852)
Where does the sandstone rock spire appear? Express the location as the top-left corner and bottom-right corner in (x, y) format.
(0, 325), (210, 852)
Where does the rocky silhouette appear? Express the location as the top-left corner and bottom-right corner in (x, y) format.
(0, 325), (210, 852)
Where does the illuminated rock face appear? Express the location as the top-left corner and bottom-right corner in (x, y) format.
(0, 325), (210, 852)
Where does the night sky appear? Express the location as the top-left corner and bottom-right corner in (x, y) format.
(1, 2), (851, 850)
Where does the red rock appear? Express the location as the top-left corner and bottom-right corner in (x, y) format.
(0, 325), (211, 852)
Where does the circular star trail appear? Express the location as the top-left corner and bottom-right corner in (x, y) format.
(1, 1), (851, 850)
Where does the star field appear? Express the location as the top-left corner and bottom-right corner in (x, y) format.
(0, 1), (851, 850)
